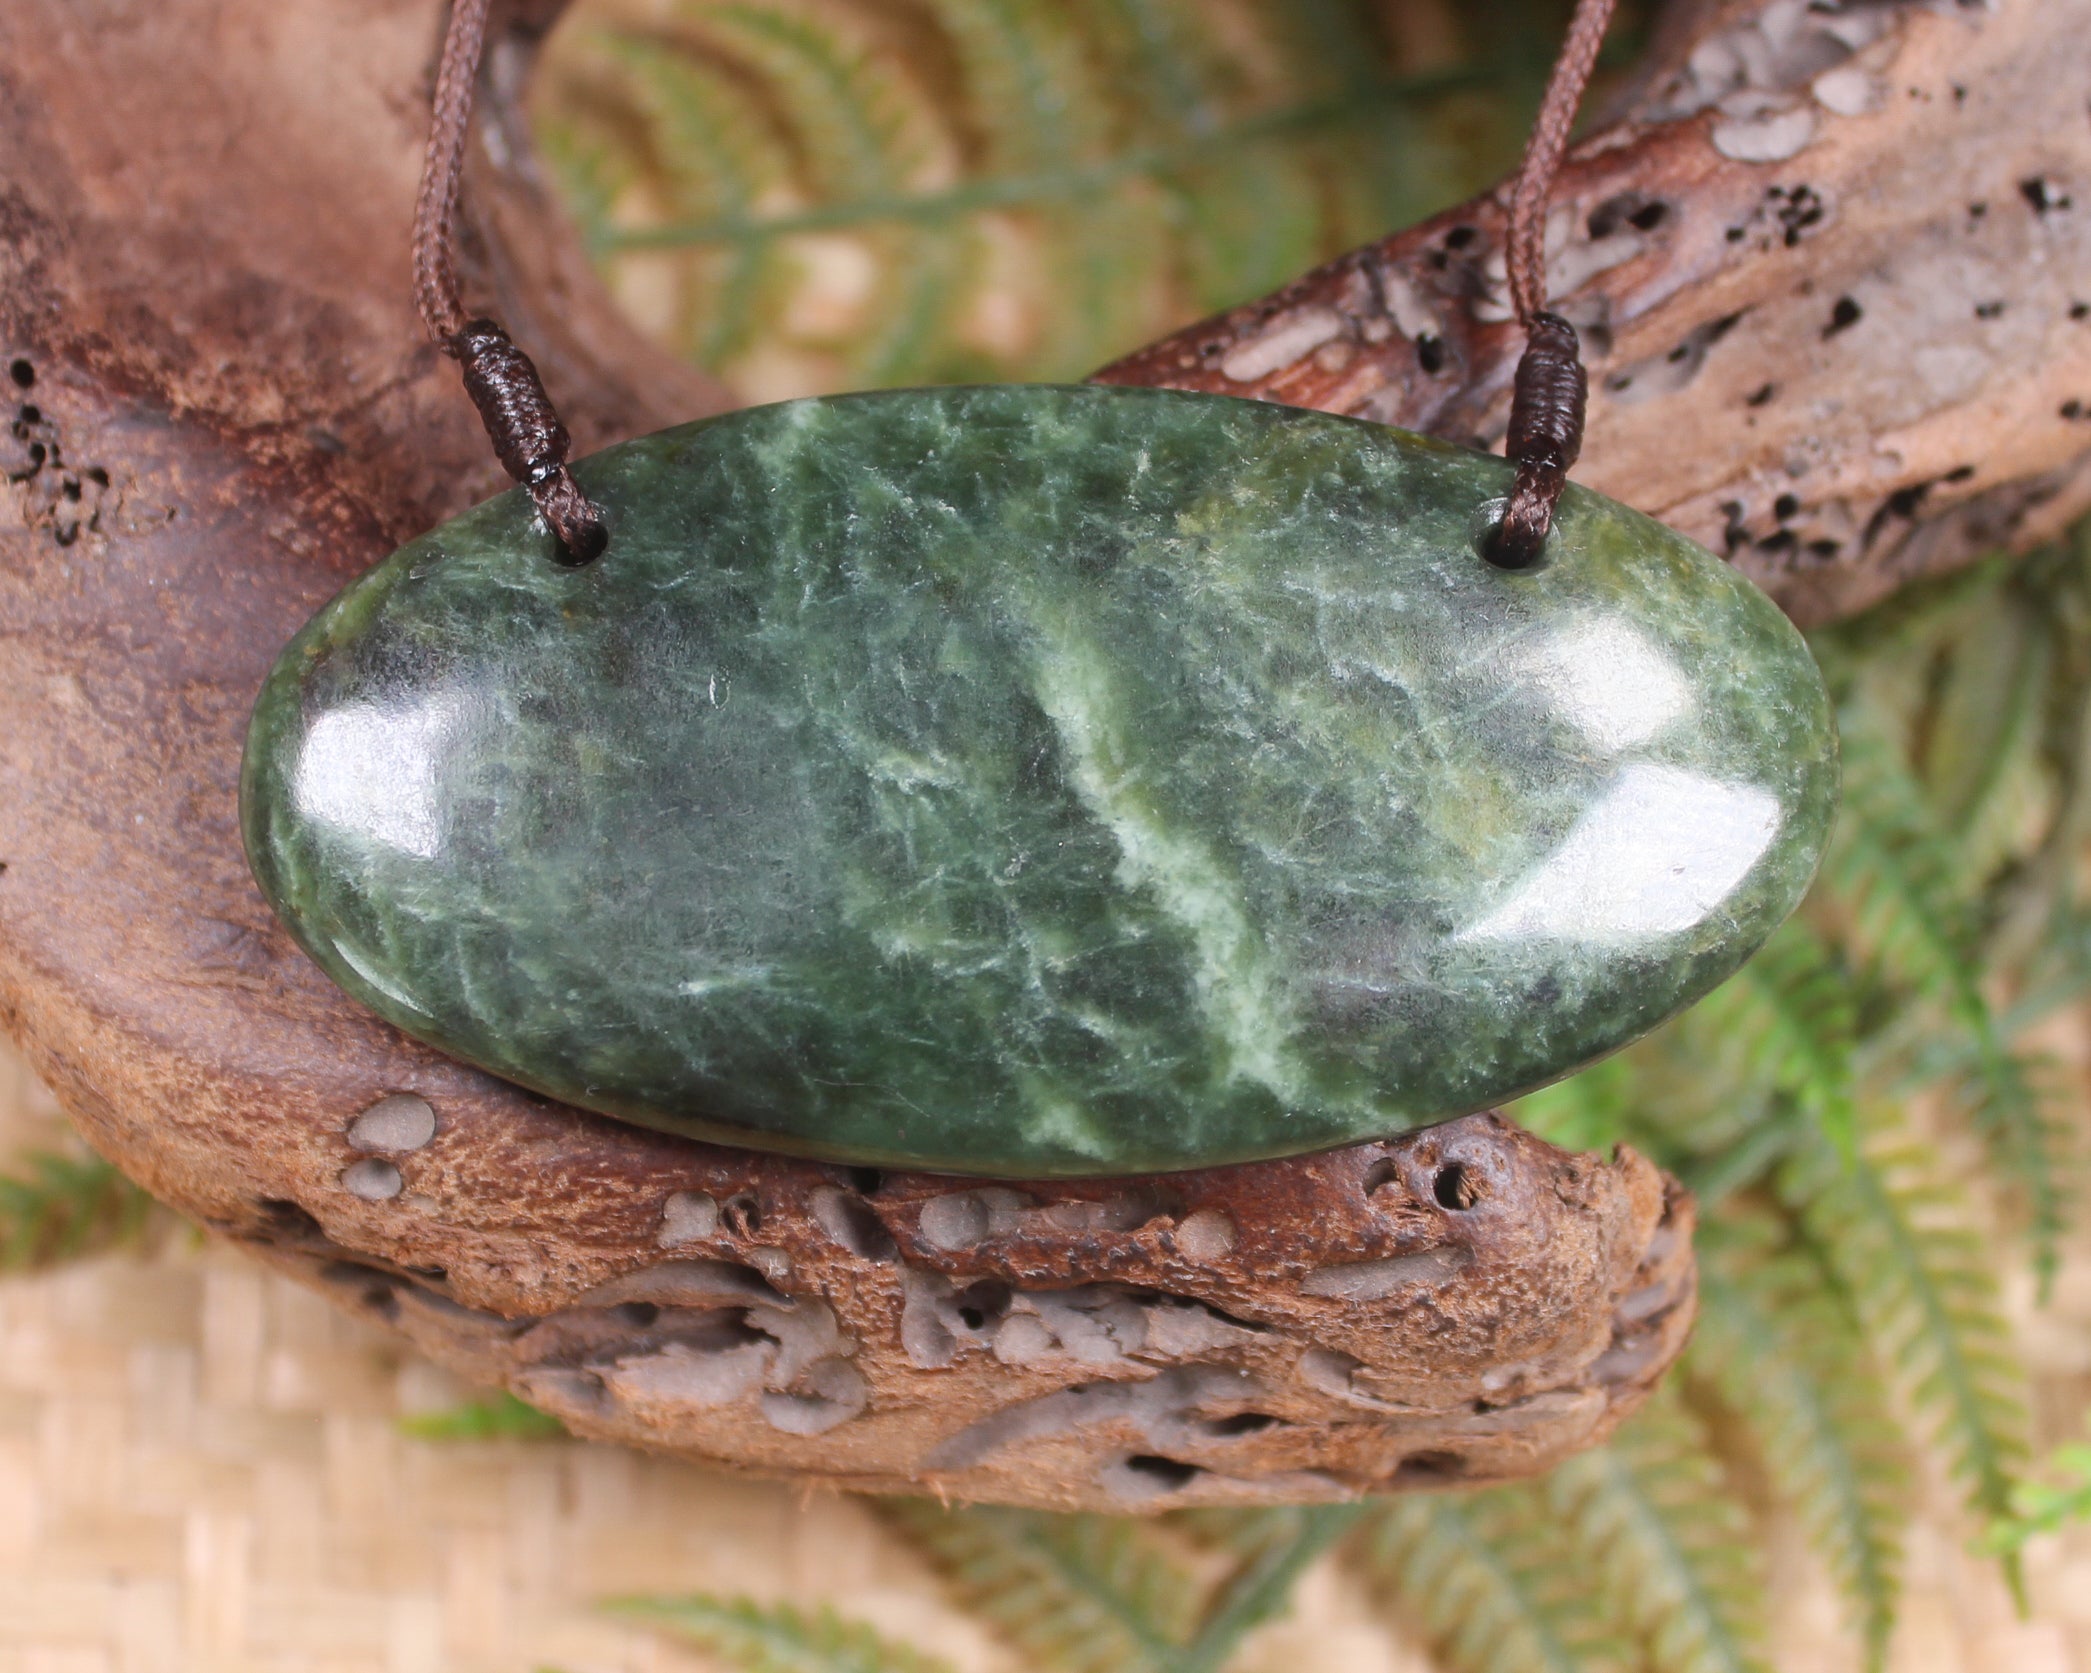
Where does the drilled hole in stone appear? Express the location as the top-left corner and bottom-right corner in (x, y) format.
(1434, 1162), (1481, 1211)
(17, 404), (39, 427)
(1123, 1454), (1202, 1490)
(848, 1167), (884, 1195)
(613, 1301), (660, 1328)
(1363, 1157), (1401, 1194)
(7, 359), (31, 389)
(1472, 497), (1549, 573)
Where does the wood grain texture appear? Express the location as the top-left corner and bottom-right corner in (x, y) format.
(4, 1037), (2087, 1672)
(1098, 0), (2091, 626)
(4, 0), (2079, 1508)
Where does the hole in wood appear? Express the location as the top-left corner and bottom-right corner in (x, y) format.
(1434, 1162), (1481, 1210)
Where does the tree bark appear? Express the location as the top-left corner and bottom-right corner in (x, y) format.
(1101, 0), (2091, 625)
(0, 0), (2079, 1510)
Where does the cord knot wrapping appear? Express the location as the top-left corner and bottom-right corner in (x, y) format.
(447, 319), (608, 566)
(1483, 0), (1617, 570)
(1487, 311), (1587, 569)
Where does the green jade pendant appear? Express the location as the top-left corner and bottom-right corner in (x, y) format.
(242, 385), (1837, 1176)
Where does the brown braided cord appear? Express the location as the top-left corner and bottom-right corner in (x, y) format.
(1486, 0), (1618, 569)
(412, 0), (607, 564)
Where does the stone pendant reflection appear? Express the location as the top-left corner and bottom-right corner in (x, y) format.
(240, 385), (1838, 1176)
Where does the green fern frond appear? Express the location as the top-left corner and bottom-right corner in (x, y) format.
(1983, 1443), (2091, 1557)
(887, 1502), (1202, 1673)
(0, 1148), (155, 1271)
(1920, 587), (2057, 881)
(1351, 1488), (1628, 1673)
(1691, 1225), (1908, 1668)
(536, 0), (1527, 392)
(1825, 711), (2070, 1271)
(396, 1389), (569, 1442)
(1779, 1127), (2027, 1565)
(1547, 1391), (1769, 1673)
(1170, 1505), (1365, 1673)
(606, 1594), (956, 1673)
(673, 3), (974, 382)
(1677, 919), (1859, 1162)
(573, 32), (799, 367)
(1826, 708), (1985, 996)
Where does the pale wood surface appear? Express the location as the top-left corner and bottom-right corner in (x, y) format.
(4, 1033), (2090, 1673)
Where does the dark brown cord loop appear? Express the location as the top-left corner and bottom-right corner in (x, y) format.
(413, 0), (608, 565)
(1488, 311), (1587, 569)
(448, 320), (608, 565)
(1489, 0), (1618, 567)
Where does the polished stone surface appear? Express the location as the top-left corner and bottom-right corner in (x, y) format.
(242, 386), (1837, 1175)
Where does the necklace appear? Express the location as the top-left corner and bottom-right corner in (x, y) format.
(238, 0), (1837, 1178)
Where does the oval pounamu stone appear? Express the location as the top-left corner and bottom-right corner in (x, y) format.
(241, 386), (1837, 1176)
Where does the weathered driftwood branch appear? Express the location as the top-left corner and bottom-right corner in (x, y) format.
(1101, 0), (2091, 625)
(0, 0), (2079, 1509)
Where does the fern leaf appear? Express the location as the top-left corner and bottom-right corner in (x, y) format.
(888, 1501), (1201, 1673)
(686, 5), (928, 202)
(1691, 1229), (1908, 1668)
(1827, 710), (1984, 994)
(674, 2), (975, 384)
(1547, 1390), (1769, 1673)
(0, 1148), (155, 1271)
(1166, 1504), (1363, 1673)
(606, 1593), (956, 1673)
(586, 34), (798, 365)
(1779, 1128), (2027, 1561)
(1921, 588), (2055, 881)
(1983, 1443), (2091, 1557)
(1676, 919), (1859, 1162)
(397, 1390), (568, 1442)
(537, 0), (1531, 391)
(1351, 1488), (1627, 1673)
(1825, 711), (2070, 1272)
